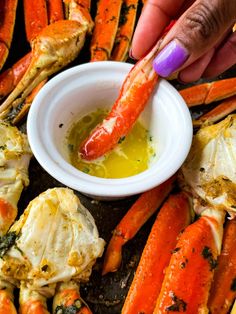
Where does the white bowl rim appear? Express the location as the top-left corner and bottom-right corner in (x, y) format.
(27, 61), (193, 198)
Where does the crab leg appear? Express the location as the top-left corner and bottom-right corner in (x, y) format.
(90, 0), (123, 61)
(80, 37), (161, 160)
(207, 218), (236, 314)
(102, 176), (175, 275)
(153, 209), (225, 314)
(23, 0), (48, 42)
(20, 285), (50, 314)
(0, 282), (17, 314)
(48, 0), (65, 24)
(179, 77), (236, 107)
(53, 281), (92, 314)
(122, 192), (192, 314)
(111, 0), (138, 61)
(193, 95), (236, 127)
(0, 0), (18, 70)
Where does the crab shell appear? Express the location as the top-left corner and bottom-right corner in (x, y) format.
(181, 114), (236, 218)
(0, 188), (105, 290)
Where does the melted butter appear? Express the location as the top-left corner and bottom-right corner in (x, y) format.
(66, 109), (156, 179)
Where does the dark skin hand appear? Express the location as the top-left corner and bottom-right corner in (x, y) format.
(131, 0), (236, 82)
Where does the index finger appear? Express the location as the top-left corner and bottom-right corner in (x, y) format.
(131, 0), (186, 59)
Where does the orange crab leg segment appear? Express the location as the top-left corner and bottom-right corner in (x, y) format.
(0, 198), (17, 236)
(122, 192), (192, 314)
(20, 287), (49, 314)
(193, 95), (236, 127)
(53, 282), (92, 314)
(0, 52), (32, 100)
(0, 283), (17, 314)
(102, 176), (175, 275)
(179, 77), (236, 107)
(153, 210), (224, 314)
(208, 218), (236, 314)
(90, 0), (123, 61)
(47, 0), (65, 24)
(111, 0), (138, 61)
(0, 0), (18, 70)
(80, 38), (162, 160)
(23, 0), (48, 42)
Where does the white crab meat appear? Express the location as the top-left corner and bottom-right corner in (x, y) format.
(0, 188), (105, 290)
(182, 114), (236, 217)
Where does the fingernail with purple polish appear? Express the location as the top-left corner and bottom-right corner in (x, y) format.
(153, 40), (189, 77)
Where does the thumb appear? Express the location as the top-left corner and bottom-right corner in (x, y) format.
(153, 0), (236, 77)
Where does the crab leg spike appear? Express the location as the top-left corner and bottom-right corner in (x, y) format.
(111, 0), (138, 61)
(179, 77), (236, 107)
(53, 281), (92, 314)
(154, 209), (225, 314)
(193, 95), (236, 127)
(0, 0), (18, 70)
(80, 37), (161, 160)
(0, 52), (32, 100)
(102, 176), (175, 275)
(90, 0), (123, 61)
(47, 0), (65, 24)
(0, 282), (17, 314)
(20, 285), (50, 314)
(122, 192), (192, 314)
(23, 0), (48, 42)
(0, 19), (87, 118)
(207, 218), (236, 314)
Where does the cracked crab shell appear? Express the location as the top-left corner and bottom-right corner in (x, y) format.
(181, 115), (236, 217)
(0, 188), (105, 288)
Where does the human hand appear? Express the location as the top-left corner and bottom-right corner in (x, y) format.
(130, 0), (236, 82)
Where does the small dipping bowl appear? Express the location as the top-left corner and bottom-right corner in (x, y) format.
(27, 62), (193, 200)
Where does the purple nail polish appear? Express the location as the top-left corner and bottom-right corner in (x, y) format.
(153, 40), (188, 77)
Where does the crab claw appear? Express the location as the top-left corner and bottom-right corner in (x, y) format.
(0, 19), (87, 118)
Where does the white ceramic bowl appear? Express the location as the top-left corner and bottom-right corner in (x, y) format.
(27, 61), (193, 200)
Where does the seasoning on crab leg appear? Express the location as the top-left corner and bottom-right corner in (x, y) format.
(207, 218), (236, 314)
(90, 0), (123, 61)
(80, 39), (162, 161)
(102, 176), (175, 275)
(0, 121), (31, 235)
(122, 192), (192, 314)
(179, 77), (236, 107)
(0, 0), (18, 70)
(53, 281), (92, 314)
(193, 95), (236, 127)
(111, 0), (138, 61)
(154, 209), (225, 314)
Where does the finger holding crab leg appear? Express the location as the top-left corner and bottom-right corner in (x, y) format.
(207, 218), (236, 314)
(20, 284), (50, 314)
(102, 176), (175, 275)
(154, 209), (225, 314)
(193, 95), (236, 127)
(53, 281), (92, 314)
(179, 77), (236, 107)
(122, 192), (193, 314)
(0, 0), (18, 70)
(80, 38), (162, 160)
(111, 0), (139, 61)
(90, 0), (123, 61)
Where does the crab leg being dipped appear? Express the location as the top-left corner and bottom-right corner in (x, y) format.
(122, 192), (192, 314)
